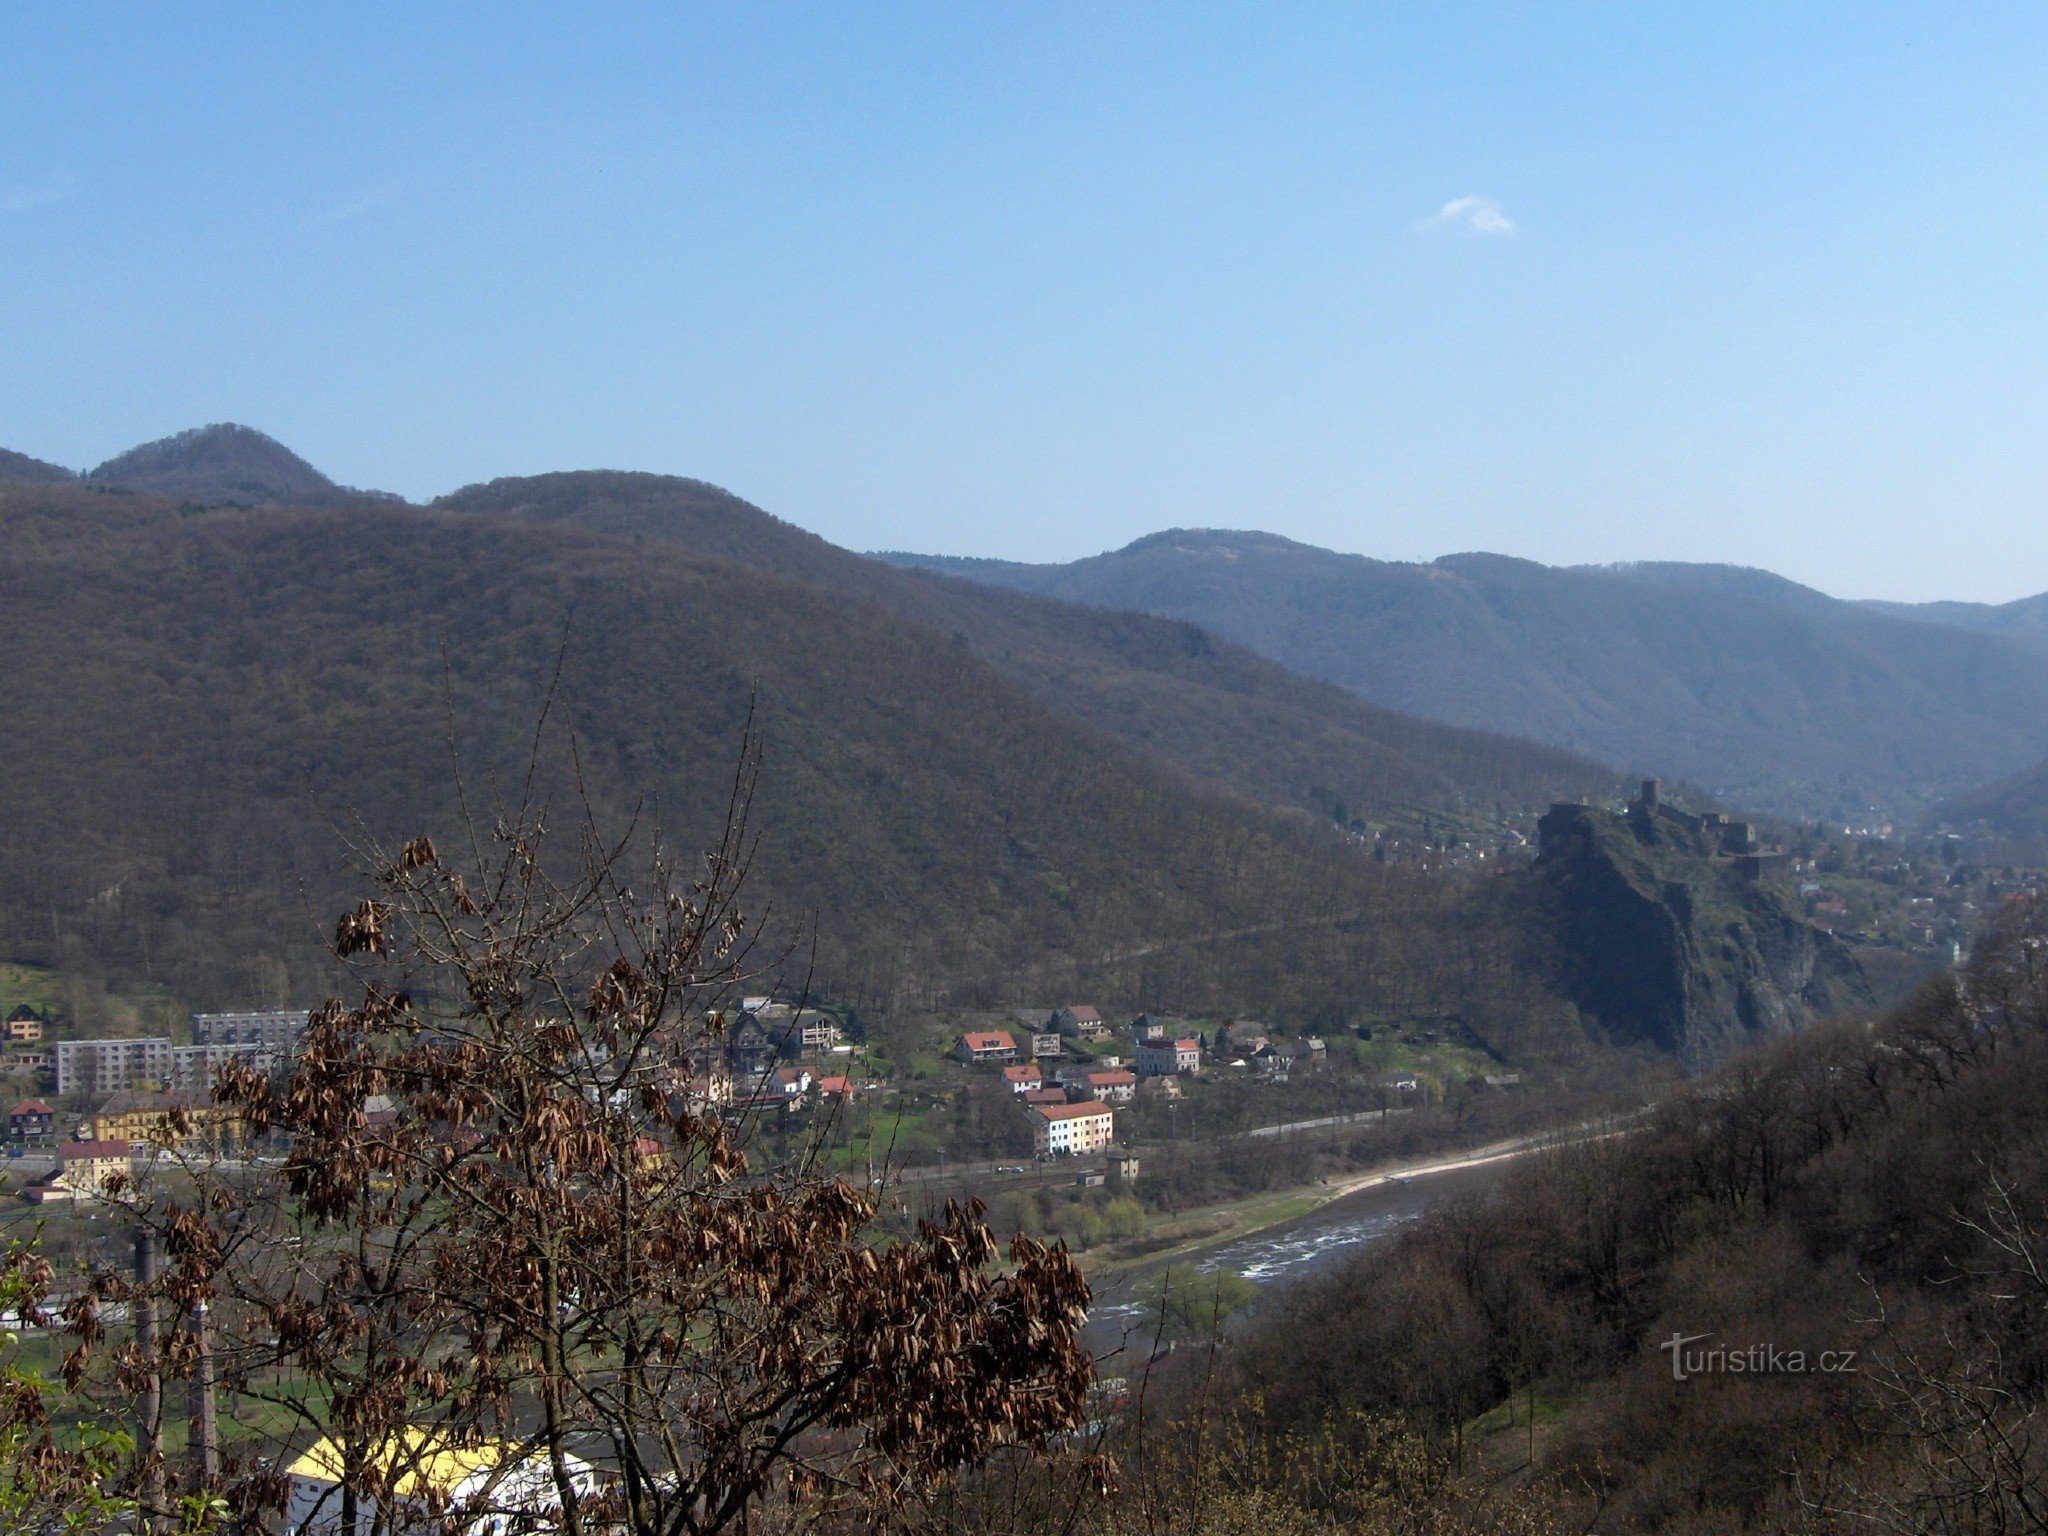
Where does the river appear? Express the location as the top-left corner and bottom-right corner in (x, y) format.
(1083, 1157), (1511, 1360)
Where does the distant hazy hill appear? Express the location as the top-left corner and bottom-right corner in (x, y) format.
(0, 447), (75, 483)
(1941, 754), (2048, 840)
(881, 533), (2048, 818)
(1864, 591), (2048, 658)
(437, 474), (1618, 829)
(83, 422), (401, 506)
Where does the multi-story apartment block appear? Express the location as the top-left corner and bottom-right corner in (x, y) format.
(171, 1042), (278, 1092)
(56, 1037), (174, 1097)
(191, 1010), (310, 1049)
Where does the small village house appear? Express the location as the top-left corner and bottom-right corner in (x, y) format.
(953, 1030), (1019, 1065)
(51, 1139), (133, 1200)
(1000, 1063), (1043, 1094)
(1134, 1036), (1200, 1077)
(4, 1004), (46, 1043)
(7, 1098), (54, 1144)
(1079, 1069), (1137, 1103)
(1050, 1005), (1109, 1042)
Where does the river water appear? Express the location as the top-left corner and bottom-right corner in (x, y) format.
(1083, 1158), (1509, 1360)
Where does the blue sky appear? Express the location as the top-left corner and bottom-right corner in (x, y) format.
(4, 5), (2046, 601)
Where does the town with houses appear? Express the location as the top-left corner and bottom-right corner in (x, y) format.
(2, 796), (2034, 1220)
(0, 988), (1400, 1217)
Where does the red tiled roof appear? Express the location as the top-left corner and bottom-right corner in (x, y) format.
(1001, 1065), (1041, 1082)
(9, 1099), (53, 1117)
(1085, 1071), (1137, 1086)
(960, 1031), (1016, 1052)
(1035, 1100), (1112, 1122)
(61, 1140), (132, 1159)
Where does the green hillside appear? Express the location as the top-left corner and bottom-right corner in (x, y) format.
(437, 473), (1619, 831)
(0, 480), (1582, 1049)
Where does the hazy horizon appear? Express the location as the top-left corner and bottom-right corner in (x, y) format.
(7, 7), (2048, 602)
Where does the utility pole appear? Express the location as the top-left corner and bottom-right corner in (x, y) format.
(134, 1230), (166, 1535)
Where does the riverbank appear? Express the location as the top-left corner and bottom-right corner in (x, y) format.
(1082, 1125), (1585, 1282)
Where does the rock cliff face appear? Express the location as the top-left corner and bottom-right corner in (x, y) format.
(1534, 801), (1868, 1067)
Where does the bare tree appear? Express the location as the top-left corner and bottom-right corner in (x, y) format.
(74, 723), (1093, 1535)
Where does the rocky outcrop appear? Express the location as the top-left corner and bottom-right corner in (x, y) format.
(1534, 801), (1868, 1067)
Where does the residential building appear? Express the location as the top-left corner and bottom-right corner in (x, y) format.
(1129, 1013), (1170, 1044)
(1021, 1087), (1069, 1108)
(86, 1090), (243, 1152)
(4, 1004), (45, 1043)
(170, 1041), (277, 1092)
(1011, 1008), (1054, 1033)
(770, 1065), (813, 1099)
(1134, 1036), (1200, 1077)
(1077, 1069), (1137, 1104)
(953, 1030), (1019, 1065)
(56, 1139), (133, 1199)
(679, 1068), (734, 1113)
(726, 1020), (778, 1078)
(190, 1009), (309, 1049)
(55, 1037), (174, 1097)
(814, 1075), (858, 1103)
(1108, 1149), (1141, 1185)
(1029, 1031), (1064, 1059)
(1031, 1099), (1115, 1157)
(7, 1098), (54, 1144)
(1000, 1063), (1043, 1094)
(791, 1009), (841, 1054)
(1051, 1005), (1109, 1042)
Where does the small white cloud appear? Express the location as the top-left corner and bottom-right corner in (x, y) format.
(2, 170), (76, 217)
(314, 181), (415, 226)
(1418, 194), (1516, 236)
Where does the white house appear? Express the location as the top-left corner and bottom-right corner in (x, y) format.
(1134, 1036), (1200, 1077)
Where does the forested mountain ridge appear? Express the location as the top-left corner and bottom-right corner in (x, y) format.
(1, 423), (402, 506)
(0, 477), (1607, 1054)
(434, 472), (1620, 829)
(0, 447), (75, 482)
(882, 532), (2048, 818)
